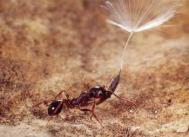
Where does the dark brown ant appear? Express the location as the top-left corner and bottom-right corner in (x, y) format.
(33, 71), (136, 123)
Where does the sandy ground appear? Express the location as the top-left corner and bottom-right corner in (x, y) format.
(0, 0), (189, 137)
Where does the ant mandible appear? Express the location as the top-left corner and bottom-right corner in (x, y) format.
(33, 71), (136, 123)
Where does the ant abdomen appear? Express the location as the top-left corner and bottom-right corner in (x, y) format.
(48, 100), (63, 116)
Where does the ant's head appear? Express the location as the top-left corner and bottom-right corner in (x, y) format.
(48, 100), (64, 116)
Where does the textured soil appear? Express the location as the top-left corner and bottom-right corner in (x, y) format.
(0, 0), (189, 137)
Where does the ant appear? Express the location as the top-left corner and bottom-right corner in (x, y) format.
(33, 71), (136, 123)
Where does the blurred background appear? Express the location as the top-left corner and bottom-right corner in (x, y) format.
(0, 0), (189, 137)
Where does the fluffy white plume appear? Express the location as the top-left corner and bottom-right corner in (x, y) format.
(103, 0), (180, 71)
(104, 0), (180, 32)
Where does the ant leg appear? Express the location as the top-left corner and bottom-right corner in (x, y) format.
(33, 90), (68, 108)
(54, 90), (70, 100)
(31, 99), (53, 113)
(90, 100), (101, 123)
(79, 108), (93, 117)
(91, 103), (102, 126)
(90, 102), (96, 119)
(79, 108), (91, 113)
(33, 99), (53, 108)
(112, 92), (136, 106)
(79, 108), (101, 124)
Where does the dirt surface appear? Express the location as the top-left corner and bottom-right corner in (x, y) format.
(0, 0), (189, 137)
